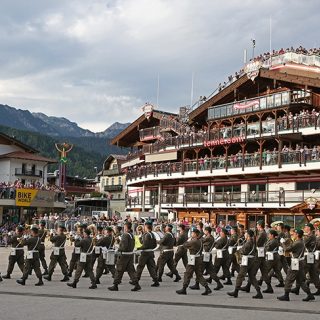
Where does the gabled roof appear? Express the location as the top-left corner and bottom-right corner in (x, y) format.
(111, 110), (177, 147)
(0, 151), (57, 163)
(103, 154), (127, 170)
(0, 132), (38, 153)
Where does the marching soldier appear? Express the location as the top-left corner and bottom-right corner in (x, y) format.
(67, 229), (97, 289)
(166, 224), (188, 278)
(16, 225), (43, 286)
(108, 222), (141, 292)
(156, 224), (181, 283)
(2, 226), (25, 279)
(136, 221), (159, 287)
(176, 228), (212, 295)
(95, 227), (116, 284)
(212, 228), (232, 285)
(315, 226), (320, 276)
(227, 229), (263, 299)
(92, 225), (104, 267)
(277, 228), (315, 301)
(44, 224), (69, 282)
(228, 226), (240, 277)
(263, 230), (284, 293)
(291, 223), (320, 296)
(38, 220), (49, 275)
(276, 222), (289, 276)
(68, 224), (85, 277)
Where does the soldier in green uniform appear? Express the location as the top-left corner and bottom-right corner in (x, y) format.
(276, 222), (289, 276)
(176, 228), (212, 295)
(227, 229), (263, 299)
(212, 228), (232, 285)
(228, 226), (240, 277)
(277, 228), (315, 301)
(68, 224), (84, 277)
(16, 225), (43, 286)
(136, 221), (159, 287)
(263, 229), (284, 293)
(38, 221), (49, 275)
(2, 226), (25, 279)
(95, 227), (116, 284)
(166, 224), (188, 278)
(156, 224), (181, 283)
(67, 229), (97, 289)
(108, 222), (141, 292)
(44, 224), (69, 282)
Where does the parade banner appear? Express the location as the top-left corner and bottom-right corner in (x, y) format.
(15, 188), (55, 207)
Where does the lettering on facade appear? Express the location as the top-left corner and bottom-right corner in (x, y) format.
(204, 136), (245, 147)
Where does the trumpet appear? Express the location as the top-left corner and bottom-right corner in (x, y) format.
(25, 224), (31, 230)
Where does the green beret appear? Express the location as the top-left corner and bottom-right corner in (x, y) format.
(247, 229), (254, 237)
(84, 229), (91, 236)
(221, 228), (229, 235)
(269, 230), (278, 237)
(294, 229), (304, 237)
(238, 224), (244, 228)
(16, 226), (24, 232)
(106, 227), (113, 232)
(31, 225), (39, 232)
(167, 224), (173, 229)
(191, 227), (200, 234)
(257, 220), (265, 227)
(284, 225), (291, 231)
(40, 220), (46, 226)
(145, 221), (153, 226)
(97, 225), (104, 231)
(231, 226), (238, 231)
(305, 223), (315, 230)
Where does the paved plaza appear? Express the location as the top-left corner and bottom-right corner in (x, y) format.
(0, 246), (319, 320)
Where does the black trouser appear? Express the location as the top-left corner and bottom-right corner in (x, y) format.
(48, 251), (69, 277)
(6, 252), (24, 275)
(113, 254), (138, 285)
(136, 252), (157, 281)
(22, 254), (42, 281)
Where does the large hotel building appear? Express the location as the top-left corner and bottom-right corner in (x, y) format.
(112, 50), (320, 229)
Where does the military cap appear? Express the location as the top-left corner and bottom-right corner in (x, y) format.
(79, 223), (87, 228)
(269, 230), (278, 237)
(231, 226), (238, 230)
(16, 225), (24, 232)
(97, 225), (104, 231)
(40, 220), (46, 226)
(238, 224), (244, 229)
(257, 220), (265, 227)
(58, 223), (66, 230)
(191, 227), (200, 234)
(31, 225), (39, 232)
(106, 226), (113, 232)
(284, 225), (291, 231)
(84, 229), (91, 236)
(277, 222), (284, 226)
(221, 228), (229, 235)
(145, 221), (153, 226)
(205, 226), (212, 233)
(124, 221), (132, 229)
(247, 229), (254, 237)
(294, 228), (304, 237)
(167, 224), (173, 229)
(305, 223), (315, 230)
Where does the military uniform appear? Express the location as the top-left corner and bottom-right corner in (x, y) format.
(38, 227), (48, 273)
(68, 233), (83, 276)
(109, 231), (140, 291)
(212, 236), (231, 283)
(136, 231), (158, 284)
(3, 234), (25, 278)
(227, 232), (239, 276)
(157, 231), (181, 281)
(71, 237), (96, 287)
(46, 233), (69, 280)
(173, 230), (189, 269)
(18, 235), (43, 285)
(95, 234), (116, 283)
(278, 231), (289, 274)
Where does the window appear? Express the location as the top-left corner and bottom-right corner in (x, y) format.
(105, 178), (108, 186)
(118, 176), (122, 185)
(296, 181), (320, 190)
(249, 184), (266, 192)
(270, 215), (306, 228)
(215, 185), (241, 193)
(112, 164), (118, 170)
(185, 186), (208, 194)
(111, 177), (114, 185)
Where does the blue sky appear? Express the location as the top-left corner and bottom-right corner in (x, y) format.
(0, 0), (319, 131)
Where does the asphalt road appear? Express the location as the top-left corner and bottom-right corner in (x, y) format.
(0, 246), (319, 320)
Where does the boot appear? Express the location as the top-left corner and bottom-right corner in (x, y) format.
(263, 284), (274, 294)
(201, 286), (212, 296)
(312, 289), (320, 296)
(129, 280), (135, 285)
(231, 271), (235, 278)
(252, 288), (263, 299)
(239, 283), (251, 293)
(2, 274), (11, 279)
(277, 291), (290, 301)
(16, 279), (26, 286)
(67, 271), (72, 277)
(219, 275), (225, 280)
(42, 269), (48, 276)
(176, 287), (187, 295)
(151, 281), (160, 287)
(227, 288), (239, 298)
(174, 274), (181, 282)
(257, 279), (263, 286)
(302, 294), (315, 302)
(291, 287), (300, 295)
(275, 282), (284, 288)
(214, 281), (224, 291)
(95, 278), (101, 285)
(43, 275), (52, 281)
(205, 277), (212, 284)
(131, 283), (141, 292)
(223, 278), (232, 285)
(60, 275), (70, 282)
(67, 281), (77, 288)
(89, 284), (97, 289)
(189, 282), (200, 290)
(165, 272), (173, 278)
(108, 284), (119, 291)
(35, 279), (44, 286)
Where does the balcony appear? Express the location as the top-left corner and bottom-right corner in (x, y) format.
(102, 168), (120, 176)
(139, 127), (161, 141)
(208, 90), (314, 120)
(104, 184), (123, 192)
(15, 168), (42, 177)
